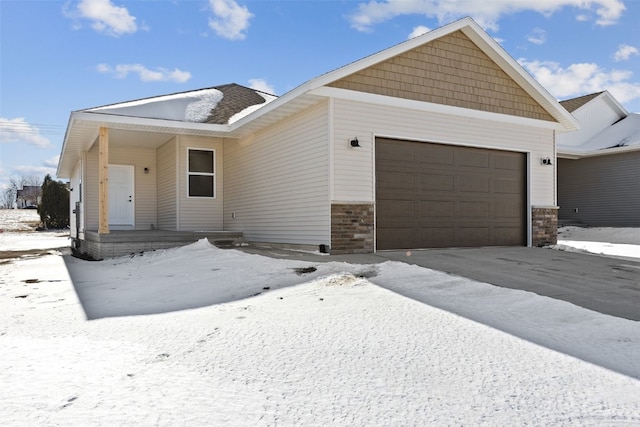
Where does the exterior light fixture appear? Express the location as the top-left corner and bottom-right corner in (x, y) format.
(541, 157), (553, 166)
(144, 167), (150, 174)
(350, 137), (360, 148)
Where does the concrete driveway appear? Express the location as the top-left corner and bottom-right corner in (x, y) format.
(241, 245), (640, 321)
(378, 247), (640, 321)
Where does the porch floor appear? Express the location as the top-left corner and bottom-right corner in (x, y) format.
(80, 230), (244, 259)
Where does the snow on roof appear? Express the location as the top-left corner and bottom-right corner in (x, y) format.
(86, 84), (277, 125)
(578, 113), (640, 152)
(89, 88), (224, 123)
(228, 92), (278, 124)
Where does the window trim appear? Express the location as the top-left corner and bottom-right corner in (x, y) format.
(186, 147), (216, 199)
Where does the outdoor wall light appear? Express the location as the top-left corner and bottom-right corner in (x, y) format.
(350, 137), (361, 148)
(541, 157), (553, 166)
(144, 167), (150, 174)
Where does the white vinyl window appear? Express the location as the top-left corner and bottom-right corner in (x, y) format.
(187, 149), (215, 198)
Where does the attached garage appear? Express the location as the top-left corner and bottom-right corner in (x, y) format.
(376, 138), (526, 250)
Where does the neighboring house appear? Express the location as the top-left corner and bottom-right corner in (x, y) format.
(57, 17), (577, 259)
(16, 186), (41, 208)
(557, 91), (640, 226)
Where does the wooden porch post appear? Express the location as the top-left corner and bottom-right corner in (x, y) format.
(98, 126), (110, 234)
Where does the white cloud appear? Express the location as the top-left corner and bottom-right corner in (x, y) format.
(248, 78), (275, 94)
(97, 63), (192, 83)
(208, 0), (253, 40)
(12, 165), (57, 177)
(348, 0), (625, 32)
(519, 58), (640, 104)
(408, 25), (431, 39)
(0, 118), (51, 148)
(527, 28), (546, 45)
(43, 155), (61, 169)
(66, 0), (138, 37)
(614, 44), (639, 62)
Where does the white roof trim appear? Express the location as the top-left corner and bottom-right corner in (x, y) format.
(311, 86), (567, 131)
(72, 111), (231, 134)
(558, 144), (640, 159)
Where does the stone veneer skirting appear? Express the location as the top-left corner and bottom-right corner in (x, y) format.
(532, 207), (558, 247)
(331, 203), (375, 254)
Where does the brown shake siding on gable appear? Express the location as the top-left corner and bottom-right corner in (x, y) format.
(329, 31), (554, 122)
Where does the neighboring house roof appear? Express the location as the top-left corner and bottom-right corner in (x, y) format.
(57, 16), (578, 178)
(558, 91), (639, 158)
(560, 91), (604, 113)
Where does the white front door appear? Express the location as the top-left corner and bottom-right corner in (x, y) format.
(109, 165), (134, 229)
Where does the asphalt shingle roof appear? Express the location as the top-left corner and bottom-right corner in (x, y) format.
(559, 92), (604, 113)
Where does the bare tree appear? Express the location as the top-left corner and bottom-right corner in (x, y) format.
(0, 187), (16, 209)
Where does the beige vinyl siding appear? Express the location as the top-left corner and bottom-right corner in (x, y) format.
(157, 138), (177, 230)
(332, 98), (555, 206)
(558, 153), (640, 226)
(329, 31), (553, 123)
(224, 101), (330, 245)
(85, 144), (158, 230)
(177, 135), (223, 231)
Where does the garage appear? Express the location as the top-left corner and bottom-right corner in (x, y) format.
(375, 138), (526, 250)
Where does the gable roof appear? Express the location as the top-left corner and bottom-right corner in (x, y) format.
(560, 92), (604, 113)
(58, 17), (578, 178)
(558, 91), (640, 157)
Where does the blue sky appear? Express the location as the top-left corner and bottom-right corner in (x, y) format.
(1, 0), (639, 193)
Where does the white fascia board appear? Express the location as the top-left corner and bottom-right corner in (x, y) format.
(558, 144), (640, 159)
(56, 114), (77, 178)
(310, 86), (568, 131)
(71, 111), (231, 134)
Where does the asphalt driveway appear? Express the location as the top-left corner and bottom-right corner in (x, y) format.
(241, 245), (640, 321)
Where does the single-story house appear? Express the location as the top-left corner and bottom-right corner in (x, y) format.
(557, 91), (640, 226)
(57, 17), (578, 259)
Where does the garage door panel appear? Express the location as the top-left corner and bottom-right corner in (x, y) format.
(492, 153), (523, 170)
(376, 142), (415, 162)
(377, 228), (417, 250)
(376, 171), (415, 190)
(376, 138), (525, 249)
(377, 200), (416, 218)
(420, 201), (454, 217)
(418, 228), (455, 248)
(455, 228), (490, 246)
(420, 174), (455, 191)
(492, 201), (523, 218)
(457, 150), (490, 168)
(458, 201), (490, 218)
(458, 175), (490, 193)
(417, 144), (454, 165)
(493, 177), (522, 194)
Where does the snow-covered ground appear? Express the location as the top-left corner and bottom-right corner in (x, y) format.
(556, 226), (640, 260)
(1, 210), (639, 425)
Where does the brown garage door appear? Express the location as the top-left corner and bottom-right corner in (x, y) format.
(376, 138), (526, 250)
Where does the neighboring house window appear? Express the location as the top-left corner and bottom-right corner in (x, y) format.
(188, 149), (215, 198)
